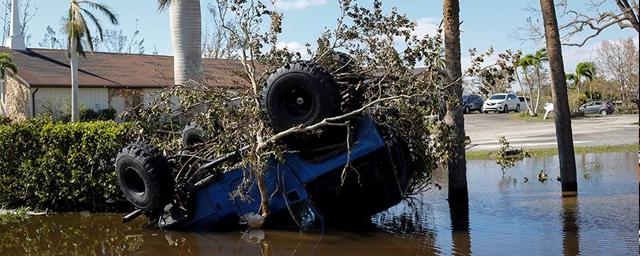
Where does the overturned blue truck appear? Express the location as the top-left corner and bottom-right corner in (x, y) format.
(115, 61), (415, 230)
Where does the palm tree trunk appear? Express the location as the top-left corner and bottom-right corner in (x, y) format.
(539, 0), (577, 193)
(523, 69), (536, 115)
(170, 0), (202, 86)
(515, 69), (533, 114)
(534, 66), (542, 114)
(443, 0), (468, 205)
(70, 39), (80, 122)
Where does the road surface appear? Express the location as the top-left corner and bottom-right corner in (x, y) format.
(464, 113), (639, 151)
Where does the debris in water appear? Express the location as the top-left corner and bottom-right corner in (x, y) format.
(537, 170), (548, 182)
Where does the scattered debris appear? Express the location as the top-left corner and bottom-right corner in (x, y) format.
(537, 170), (549, 182)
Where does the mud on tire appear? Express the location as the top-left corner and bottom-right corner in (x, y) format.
(116, 142), (174, 216)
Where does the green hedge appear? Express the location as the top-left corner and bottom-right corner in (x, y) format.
(0, 118), (133, 212)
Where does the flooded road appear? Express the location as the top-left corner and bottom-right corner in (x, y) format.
(1, 152), (638, 255)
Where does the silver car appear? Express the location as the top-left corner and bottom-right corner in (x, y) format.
(579, 101), (615, 115)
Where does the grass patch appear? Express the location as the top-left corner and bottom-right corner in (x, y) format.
(0, 207), (30, 225)
(508, 112), (553, 122)
(467, 143), (639, 160)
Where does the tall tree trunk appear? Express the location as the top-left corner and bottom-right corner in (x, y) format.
(70, 39), (80, 122)
(170, 0), (202, 86)
(523, 68), (536, 115)
(443, 0), (468, 204)
(534, 66), (542, 114)
(539, 0), (578, 193)
(515, 70), (533, 114)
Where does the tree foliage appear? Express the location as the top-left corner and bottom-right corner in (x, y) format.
(126, 0), (456, 216)
(595, 37), (639, 102)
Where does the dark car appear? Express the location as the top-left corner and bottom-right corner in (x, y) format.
(579, 101), (615, 115)
(462, 94), (484, 114)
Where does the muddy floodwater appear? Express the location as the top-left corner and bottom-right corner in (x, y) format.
(1, 152), (638, 255)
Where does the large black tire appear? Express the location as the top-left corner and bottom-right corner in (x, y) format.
(116, 143), (174, 216)
(260, 61), (341, 132)
(181, 122), (205, 148)
(318, 51), (366, 113)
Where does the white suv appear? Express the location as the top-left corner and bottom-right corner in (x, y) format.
(482, 93), (521, 113)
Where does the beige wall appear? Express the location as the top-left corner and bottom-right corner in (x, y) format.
(3, 76), (165, 120)
(4, 74), (30, 121)
(32, 87), (110, 117)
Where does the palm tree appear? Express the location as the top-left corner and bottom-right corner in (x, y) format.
(158, 0), (202, 86)
(66, 0), (119, 122)
(517, 49), (548, 115)
(516, 56), (535, 115)
(565, 73), (578, 90)
(0, 53), (18, 117)
(531, 48), (548, 114)
(575, 62), (596, 100)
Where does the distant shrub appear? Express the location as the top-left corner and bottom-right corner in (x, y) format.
(615, 102), (639, 114)
(80, 108), (100, 121)
(97, 107), (117, 121)
(0, 118), (133, 211)
(0, 115), (10, 125)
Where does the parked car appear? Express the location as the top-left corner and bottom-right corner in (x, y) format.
(517, 96), (530, 112)
(482, 93), (521, 113)
(462, 94), (484, 113)
(579, 101), (615, 115)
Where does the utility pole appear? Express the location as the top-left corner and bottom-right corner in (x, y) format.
(539, 0), (578, 194)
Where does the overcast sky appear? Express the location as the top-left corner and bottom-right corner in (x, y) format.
(16, 0), (639, 71)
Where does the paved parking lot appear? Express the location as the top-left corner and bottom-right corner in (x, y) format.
(464, 113), (639, 151)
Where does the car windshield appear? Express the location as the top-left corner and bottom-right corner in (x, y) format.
(490, 95), (506, 100)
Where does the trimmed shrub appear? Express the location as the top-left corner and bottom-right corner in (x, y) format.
(0, 118), (133, 211)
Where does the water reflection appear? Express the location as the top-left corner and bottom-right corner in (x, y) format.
(449, 199), (471, 256)
(0, 152), (637, 255)
(561, 196), (580, 256)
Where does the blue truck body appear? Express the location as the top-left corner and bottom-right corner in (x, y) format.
(182, 117), (389, 229)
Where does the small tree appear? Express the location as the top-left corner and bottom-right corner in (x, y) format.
(514, 48), (548, 115)
(576, 61), (596, 100)
(596, 38), (639, 102)
(466, 47), (520, 97)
